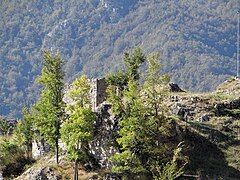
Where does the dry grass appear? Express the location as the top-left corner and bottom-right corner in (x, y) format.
(216, 78), (240, 96)
(21, 152), (104, 180)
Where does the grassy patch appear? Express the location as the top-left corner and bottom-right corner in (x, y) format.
(224, 143), (240, 170)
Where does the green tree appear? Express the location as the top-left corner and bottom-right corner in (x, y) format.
(106, 48), (146, 118)
(61, 75), (96, 180)
(124, 47), (146, 81)
(34, 50), (65, 163)
(106, 48), (146, 89)
(106, 71), (128, 91)
(109, 51), (186, 178)
(110, 79), (148, 177)
(140, 54), (173, 171)
(107, 49), (148, 177)
(143, 54), (170, 116)
(13, 107), (34, 159)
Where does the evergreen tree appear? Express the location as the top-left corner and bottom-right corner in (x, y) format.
(106, 48), (146, 118)
(124, 47), (146, 81)
(141, 54), (176, 175)
(110, 79), (148, 176)
(106, 71), (128, 91)
(61, 75), (96, 180)
(109, 51), (186, 178)
(143, 54), (170, 117)
(34, 50), (65, 163)
(107, 48), (148, 177)
(106, 47), (146, 89)
(152, 143), (187, 180)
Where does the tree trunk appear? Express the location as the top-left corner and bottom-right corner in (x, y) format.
(56, 138), (59, 164)
(55, 118), (60, 164)
(74, 159), (78, 180)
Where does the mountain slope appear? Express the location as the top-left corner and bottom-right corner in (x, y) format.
(0, 0), (239, 118)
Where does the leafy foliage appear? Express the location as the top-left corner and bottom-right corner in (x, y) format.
(61, 75), (96, 179)
(108, 49), (186, 178)
(0, 139), (24, 167)
(124, 47), (146, 81)
(34, 50), (65, 163)
(0, 0), (238, 118)
(106, 71), (128, 91)
(110, 79), (148, 174)
(13, 107), (34, 159)
(0, 136), (34, 178)
(61, 107), (96, 160)
(68, 75), (91, 108)
(61, 75), (96, 161)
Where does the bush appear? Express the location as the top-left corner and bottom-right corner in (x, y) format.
(0, 138), (33, 178)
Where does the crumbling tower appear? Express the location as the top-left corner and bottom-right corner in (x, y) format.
(89, 78), (108, 112)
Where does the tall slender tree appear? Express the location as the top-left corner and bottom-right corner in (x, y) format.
(143, 53), (170, 117)
(142, 54), (175, 176)
(61, 75), (96, 180)
(34, 50), (65, 163)
(109, 79), (148, 176)
(107, 48), (148, 177)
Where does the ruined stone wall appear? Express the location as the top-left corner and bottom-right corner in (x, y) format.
(90, 78), (108, 112)
(96, 78), (108, 107)
(63, 78), (108, 112)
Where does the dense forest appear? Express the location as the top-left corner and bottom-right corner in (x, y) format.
(0, 0), (239, 118)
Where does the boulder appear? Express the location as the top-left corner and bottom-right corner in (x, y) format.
(172, 103), (194, 121)
(169, 83), (186, 92)
(199, 114), (209, 123)
(15, 167), (61, 180)
(224, 117), (234, 124)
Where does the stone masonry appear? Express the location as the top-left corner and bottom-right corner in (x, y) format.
(90, 78), (108, 112)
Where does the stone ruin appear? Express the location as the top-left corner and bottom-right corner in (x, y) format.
(32, 78), (118, 168)
(89, 78), (108, 112)
(32, 79), (194, 168)
(63, 77), (108, 112)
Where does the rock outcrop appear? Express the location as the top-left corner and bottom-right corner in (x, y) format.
(169, 83), (186, 92)
(15, 166), (62, 180)
(89, 103), (119, 168)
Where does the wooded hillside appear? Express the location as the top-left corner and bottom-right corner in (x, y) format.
(0, 0), (239, 118)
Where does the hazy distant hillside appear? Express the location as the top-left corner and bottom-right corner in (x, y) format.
(0, 0), (239, 118)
